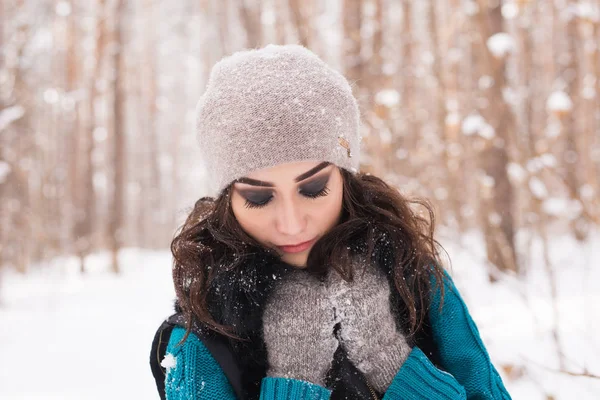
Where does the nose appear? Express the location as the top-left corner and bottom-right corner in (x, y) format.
(275, 195), (306, 237)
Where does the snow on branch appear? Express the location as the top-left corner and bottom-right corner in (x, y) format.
(0, 106), (26, 133)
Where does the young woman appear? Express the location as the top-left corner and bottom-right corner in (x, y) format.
(159, 44), (512, 399)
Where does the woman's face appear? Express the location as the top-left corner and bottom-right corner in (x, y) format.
(231, 161), (344, 267)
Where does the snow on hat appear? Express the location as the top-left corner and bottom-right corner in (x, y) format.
(195, 44), (361, 196)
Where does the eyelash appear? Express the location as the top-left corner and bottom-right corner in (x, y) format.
(244, 185), (330, 209)
(301, 185), (330, 199)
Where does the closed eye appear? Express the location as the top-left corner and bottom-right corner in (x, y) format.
(300, 185), (330, 199)
(244, 196), (273, 209)
(240, 191), (274, 209)
(299, 175), (331, 199)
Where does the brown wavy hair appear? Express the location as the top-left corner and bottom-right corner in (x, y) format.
(171, 168), (447, 342)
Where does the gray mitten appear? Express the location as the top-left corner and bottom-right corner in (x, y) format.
(262, 269), (338, 386)
(328, 259), (412, 393)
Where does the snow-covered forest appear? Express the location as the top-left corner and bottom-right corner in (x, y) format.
(1, 0), (599, 399)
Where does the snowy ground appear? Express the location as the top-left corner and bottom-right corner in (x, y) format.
(1, 234), (599, 399)
(441, 231), (600, 399)
(0, 249), (175, 400)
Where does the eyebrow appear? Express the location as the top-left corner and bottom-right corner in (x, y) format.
(235, 162), (331, 187)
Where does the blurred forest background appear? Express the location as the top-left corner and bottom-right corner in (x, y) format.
(1, 0), (599, 279)
(1, 0), (599, 273)
(1, 0), (600, 397)
(2, 0), (600, 277)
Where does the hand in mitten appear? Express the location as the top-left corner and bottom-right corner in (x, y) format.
(328, 259), (412, 393)
(262, 269), (338, 387)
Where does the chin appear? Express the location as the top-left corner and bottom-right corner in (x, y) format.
(282, 254), (308, 268)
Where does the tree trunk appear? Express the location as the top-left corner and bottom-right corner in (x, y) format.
(342, 0), (362, 93)
(343, 0), (369, 172)
(428, 0), (463, 230)
(564, 2), (591, 240)
(367, 0), (387, 175)
(216, 0), (230, 55)
(77, 0), (107, 273)
(142, 0), (162, 249)
(6, 14), (33, 274)
(472, 0), (518, 276)
(109, 0), (126, 274)
(398, 0), (416, 177)
(274, 0), (287, 44)
(237, 0), (263, 48)
(66, 0), (83, 265)
(288, 0), (310, 48)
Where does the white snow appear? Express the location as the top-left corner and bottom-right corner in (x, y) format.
(461, 114), (495, 139)
(0, 248), (175, 400)
(261, 9), (276, 25)
(529, 176), (549, 199)
(579, 184), (595, 200)
(481, 174), (496, 188)
(161, 353), (177, 371)
(92, 171), (107, 190)
(502, 87), (518, 105)
(479, 75), (494, 90)
(55, 1), (72, 17)
(43, 88), (60, 105)
(539, 153), (558, 168)
(439, 231), (600, 399)
(547, 91), (573, 113)
(375, 89), (400, 107)
(2, 238), (600, 399)
(379, 128), (392, 145)
(0, 106), (25, 132)
(487, 212), (502, 226)
(0, 161), (11, 184)
(487, 33), (515, 58)
(545, 121), (562, 138)
(507, 162), (527, 184)
(479, 123), (496, 139)
(395, 148), (408, 160)
(445, 112), (461, 127)
(382, 62), (396, 76)
(434, 187), (449, 201)
(462, 114), (485, 136)
(526, 158), (544, 173)
(501, 3), (519, 19)
(93, 126), (108, 143)
(573, 2), (600, 22)
(582, 86), (596, 100)
(542, 197), (583, 218)
(463, 1), (480, 16)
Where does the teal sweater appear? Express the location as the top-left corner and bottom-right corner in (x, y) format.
(164, 273), (511, 399)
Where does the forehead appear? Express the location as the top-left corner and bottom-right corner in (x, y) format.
(244, 160), (327, 180)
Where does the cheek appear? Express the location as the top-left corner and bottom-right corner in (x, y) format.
(314, 183), (343, 230)
(231, 196), (272, 244)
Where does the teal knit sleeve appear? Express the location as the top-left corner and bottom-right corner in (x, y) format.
(428, 271), (512, 400)
(164, 327), (237, 400)
(259, 377), (331, 399)
(382, 271), (511, 399)
(164, 327), (331, 400)
(384, 346), (466, 399)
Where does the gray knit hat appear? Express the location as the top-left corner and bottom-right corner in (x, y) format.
(195, 44), (361, 196)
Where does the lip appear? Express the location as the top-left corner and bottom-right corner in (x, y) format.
(277, 238), (316, 254)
